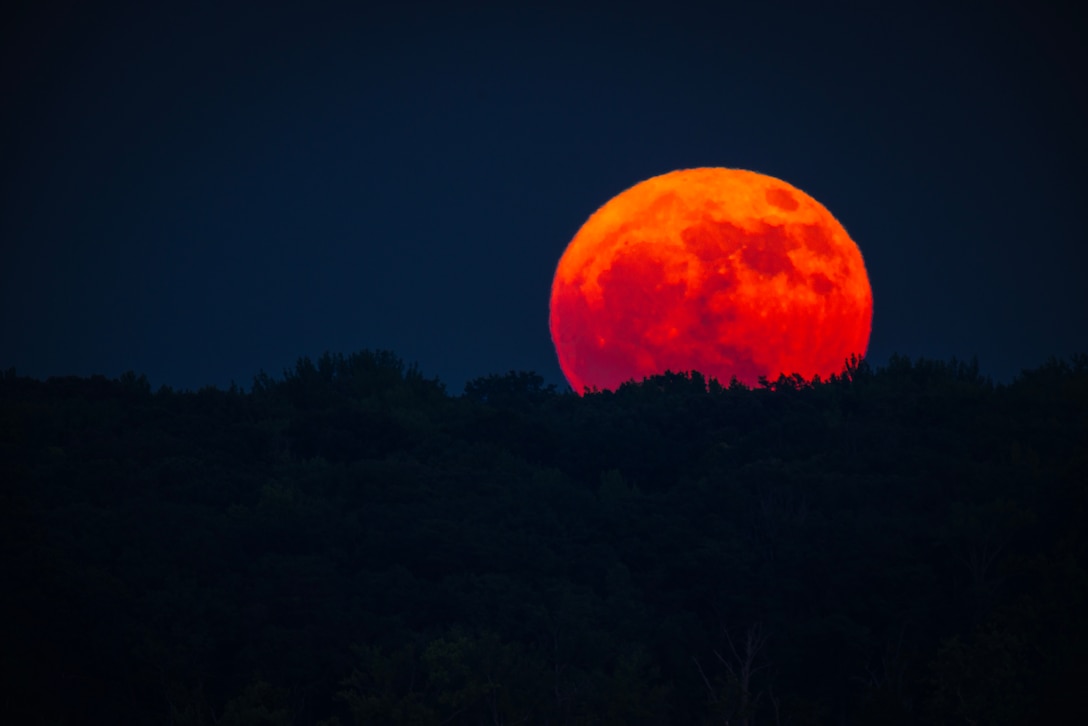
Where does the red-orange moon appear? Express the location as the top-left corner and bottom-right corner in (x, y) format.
(549, 168), (873, 393)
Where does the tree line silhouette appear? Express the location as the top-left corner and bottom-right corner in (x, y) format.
(2, 351), (1086, 724)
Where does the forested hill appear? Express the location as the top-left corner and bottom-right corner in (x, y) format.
(2, 352), (1086, 725)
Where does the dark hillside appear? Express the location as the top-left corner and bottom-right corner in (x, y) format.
(2, 353), (1086, 724)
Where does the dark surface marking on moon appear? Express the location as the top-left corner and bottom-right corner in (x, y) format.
(765, 187), (799, 211)
(739, 224), (800, 279)
(682, 218), (802, 281)
(643, 191), (682, 219)
(809, 272), (835, 296)
(798, 223), (835, 257)
(680, 218), (741, 262)
(598, 246), (687, 341)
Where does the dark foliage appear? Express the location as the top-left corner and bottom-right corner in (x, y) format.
(2, 352), (1086, 724)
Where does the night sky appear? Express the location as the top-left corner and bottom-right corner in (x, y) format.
(3, 1), (1085, 393)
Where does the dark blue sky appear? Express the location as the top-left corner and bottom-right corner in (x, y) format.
(3, 1), (1085, 392)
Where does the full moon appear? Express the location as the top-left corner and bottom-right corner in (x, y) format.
(549, 168), (873, 393)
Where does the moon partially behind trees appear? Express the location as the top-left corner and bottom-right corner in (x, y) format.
(549, 168), (873, 393)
